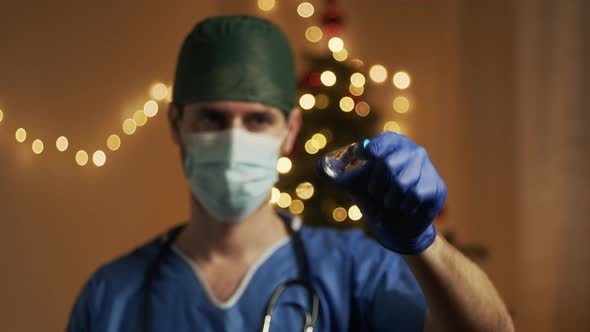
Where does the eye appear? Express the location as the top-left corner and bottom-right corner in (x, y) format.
(195, 109), (226, 130)
(246, 113), (274, 130)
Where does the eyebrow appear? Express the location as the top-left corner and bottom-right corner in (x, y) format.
(197, 106), (276, 116)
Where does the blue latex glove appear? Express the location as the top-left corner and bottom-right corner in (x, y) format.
(319, 132), (447, 255)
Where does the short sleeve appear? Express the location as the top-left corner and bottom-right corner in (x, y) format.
(65, 272), (106, 332)
(348, 231), (427, 331)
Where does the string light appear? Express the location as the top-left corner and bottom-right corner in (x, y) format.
(311, 133), (327, 148)
(315, 94), (329, 109)
(0, 109), (4, 123)
(333, 48), (348, 61)
(369, 64), (388, 83)
(133, 110), (148, 126)
(305, 139), (320, 154)
(349, 84), (364, 96)
(393, 71), (411, 89)
(75, 150), (89, 166)
(107, 134), (121, 151)
(289, 199), (305, 214)
(276, 157), (293, 174)
(332, 207), (347, 222)
(297, 2), (314, 18)
(277, 192), (292, 208)
(122, 119), (137, 135)
(270, 187), (280, 203)
(393, 96), (410, 113)
(32, 139), (44, 154)
(320, 71), (337, 87)
(299, 93), (316, 110)
(350, 73), (366, 87)
(296, 182), (315, 200)
(257, 0), (275, 11)
(56, 136), (68, 152)
(348, 205), (363, 221)
(339, 96), (354, 112)
(93, 150), (106, 167)
(15, 128), (26, 142)
(305, 26), (323, 42)
(144, 100), (158, 117)
(384, 121), (402, 133)
(151, 83), (169, 101)
(355, 101), (371, 117)
(328, 37), (344, 52)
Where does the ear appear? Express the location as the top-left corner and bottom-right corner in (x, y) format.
(168, 102), (183, 147)
(281, 107), (302, 155)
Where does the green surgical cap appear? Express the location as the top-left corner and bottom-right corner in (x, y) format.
(173, 15), (296, 114)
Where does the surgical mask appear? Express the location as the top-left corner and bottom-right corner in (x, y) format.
(182, 128), (286, 222)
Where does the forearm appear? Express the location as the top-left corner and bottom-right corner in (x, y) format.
(404, 234), (514, 332)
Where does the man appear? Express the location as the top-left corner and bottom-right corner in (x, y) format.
(66, 15), (513, 331)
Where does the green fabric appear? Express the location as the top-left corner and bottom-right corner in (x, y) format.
(173, 15), (296, 114)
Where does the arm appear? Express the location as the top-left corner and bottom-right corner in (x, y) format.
(405, 235), (514, 332)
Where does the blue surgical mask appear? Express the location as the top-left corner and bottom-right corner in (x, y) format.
(182, 128), (286, 222)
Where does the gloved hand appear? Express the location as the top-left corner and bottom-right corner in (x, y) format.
(318, 132), (447, 255)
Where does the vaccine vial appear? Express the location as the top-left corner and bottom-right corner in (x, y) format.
(320, 139), (370, 179)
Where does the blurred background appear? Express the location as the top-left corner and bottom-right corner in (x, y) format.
(0, 0), (588, 331)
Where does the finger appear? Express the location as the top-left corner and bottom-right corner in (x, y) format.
(366, 131), (415, 159)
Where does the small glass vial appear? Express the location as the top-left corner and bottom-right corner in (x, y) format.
(320, 139), (370, 179)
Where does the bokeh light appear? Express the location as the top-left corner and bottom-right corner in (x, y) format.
(0, 109), (4, 123)
(305, 26), (322, 42)
(328, 37), (344, 52)
(123, 119), (137, 135)
(276, 157), (293, 174)
(107, 134), (121, 151)
(393, 96), (411, 113)
(350, 73), (366, 87)
(270, 187), (280, 203)
(289, 199), (305, 215)
(297, 2), (314, 17)
(15, 128), (27, 143)
(383, 121), (402, 133)
(277, 192), (292, 208)
(348, 205), (363, 221)
(75, 150), (89, 166)
(355, 101), (371, 117)
(134, 110), (148, 126)
(151, 83), (169, 101)
(333, 48), (348, 61)
(299, 93), (316, 110)
(93, 150), (106, 167)
(393, 71), (411, 89)
(144, 100), (159, 117)
(369, 64), (388, 83)
(56, 136), (69, 152)
(32, 139), (44, 154)
(339, 96), (355, 112)
(258, 0), (275, 11)
(296, 182), (315, 200)
(349, 84), (364, 96)
(311, 133), (327, 148)
(315, 94), (329, 109)
(305, 139), (320, 154)
(320, 71), (337, 87)
(333, 207), (348, 222)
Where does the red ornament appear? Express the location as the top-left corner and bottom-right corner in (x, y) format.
(322, 0), (344, 37)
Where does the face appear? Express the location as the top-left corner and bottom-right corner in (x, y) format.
(168, 100), (302, 158)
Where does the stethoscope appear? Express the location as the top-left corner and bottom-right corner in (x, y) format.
(142, 215), (320, 332)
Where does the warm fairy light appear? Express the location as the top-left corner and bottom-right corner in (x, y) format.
(75, 150), (89, 166)
(355, 101), (371, 117)
(315, 94), (329, 109)
(333, 48), (348, 61)
(369, 64), (388, 83)
(151, 83), (169, 101)
(277, 192), (292, 208)
(393, 71), (411, 89)
(296, 182), (315, 200)
(134, 110), (148, 126)
(258, 0), (276, 11)
(144, 100), (159, 117)
(166, 85), (173, 103)
(393, 96), (410, 113)
(93, 150), (106, 167)
(32, 139), (44, 154)
(349, 58), (364, 68)
(384, 121), (402, 133)
(289, 199), (305, 215)
(311, 133), (327, 148)
(270, 187), (280, 203)
(0, 109), (4, 123)
(305, 139), (320, 154)
(56, 136), (69, 152)
(320, 71), (337, 87)
(299, 93), (316, 110)
(349, 84), (364, 96)
(276, 157), (293, 174)
(339, 96), (354, 112)
(332, 207), (347, 222)
(350, 73), (366, 87)
(297, 2), (314, 17)
(15, 128), (27, 142)
(107, 134), (121, 151)
(123, 119), (137, 135)
(305, 26), (323, 42)
(348, 205), (363, 221)
(328, 37), (344, 52)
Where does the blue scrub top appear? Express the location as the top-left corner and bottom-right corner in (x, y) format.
(66, 221), (426, 332)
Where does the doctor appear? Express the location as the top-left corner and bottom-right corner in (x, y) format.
(66, 15), (513, 332)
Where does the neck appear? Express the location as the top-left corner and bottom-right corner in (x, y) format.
(176, 193), (289, 261)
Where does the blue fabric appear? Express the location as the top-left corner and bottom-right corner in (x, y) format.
(66, 225), (426, 332)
